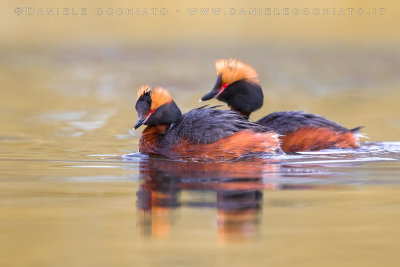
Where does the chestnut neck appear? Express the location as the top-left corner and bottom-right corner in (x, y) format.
(139, 125), (170, 155)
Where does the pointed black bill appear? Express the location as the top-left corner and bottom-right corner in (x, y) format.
(134, 118), (145, 129)
(200, 74), (223, 101)
(200, 90), (218, 101)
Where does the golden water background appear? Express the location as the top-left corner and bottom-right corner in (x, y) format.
(1, 0), (400, 266)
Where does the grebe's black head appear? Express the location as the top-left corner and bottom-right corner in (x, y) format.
(134, 86), (182, 129)
(201, 59), (264, 117)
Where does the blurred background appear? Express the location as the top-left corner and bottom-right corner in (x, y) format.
(1, 1), (400, 266)
(1, 0), (400, 151)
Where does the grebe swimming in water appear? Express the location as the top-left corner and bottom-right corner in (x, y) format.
(134, 85), (280, 161)
(200, 59), (363, 153)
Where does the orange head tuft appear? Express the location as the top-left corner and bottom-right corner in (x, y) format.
(215, 58), (259, 85)
(149, 87), (173, 110)
(137, 85), (173, 111)
(137, 84), (152, 100)
(200, 59), (263, 115)
(135, 85), (180, 130)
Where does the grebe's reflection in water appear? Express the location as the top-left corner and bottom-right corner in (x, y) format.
(135, 156), (343, 244)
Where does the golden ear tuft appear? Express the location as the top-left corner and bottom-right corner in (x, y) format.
(137, 85), (152, 100)
(150, 87), (173, 110)
(215, 58), (259, 85)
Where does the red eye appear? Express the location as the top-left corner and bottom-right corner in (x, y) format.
(149, 108), (155, 114)
(222, 83), (229, 89)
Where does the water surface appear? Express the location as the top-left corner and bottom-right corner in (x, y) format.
(1, 45), (400, 267)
